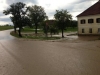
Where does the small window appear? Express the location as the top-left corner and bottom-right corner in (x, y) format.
(82, 29), (84, 33)
(96, 18), (100, 23)
(80, 19), (85, 24)
(88, 19), (93, 23)
(89, 28), (92, 33)
(98, 28), (100, 33)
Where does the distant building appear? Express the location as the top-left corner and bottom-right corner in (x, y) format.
(46, 20), (56, 26)
(77, 0), (100, 35)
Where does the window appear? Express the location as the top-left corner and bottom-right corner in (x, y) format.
(88, 19), (93, 23)
(82, 29), (84, 33)
(96, 18), (100, 23)
(98, 28), (100, 33)
(80, 19), (85, 24)
(89, 28), (92, 33)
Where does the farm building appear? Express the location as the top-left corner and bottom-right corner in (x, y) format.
(77, 0), (100, 35)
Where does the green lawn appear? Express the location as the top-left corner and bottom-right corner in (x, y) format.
(64, 27), (78, 32)
(22, 27), (78, 33)
(0, 26), (13, 31)
(10, 27), (77, 40)
(10, 31), (60, 40)
(22, 27), (43, 32)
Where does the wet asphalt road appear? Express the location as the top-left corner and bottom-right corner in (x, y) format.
(0, 30), (100, 75)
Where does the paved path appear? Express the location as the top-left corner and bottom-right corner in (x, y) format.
(0, 30), (100, 75)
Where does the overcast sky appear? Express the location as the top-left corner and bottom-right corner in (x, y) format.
(0, 0), (98, 25)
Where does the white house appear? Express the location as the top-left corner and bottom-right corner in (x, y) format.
(77, 0), (100, 35)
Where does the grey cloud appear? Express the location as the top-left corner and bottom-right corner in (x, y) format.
(0, 11), (11, 24)
(75, 0), (90, 3)
(0, 12), (4, 16)
(0, 18), (11, 22)
(45, 4), (51, 7)
(61, 0), (97, 13)
(2, 0), (99, 24)
(0, 16), (12, 25)
(1, 0), (38, 25)
(0, 1), (3, 3)
(74, 0), (97, 4)
(68, 2), (91, 12)
(6, 0), (38, 5)
(46, 11), (55, 18)
(50, 0), (98, 20)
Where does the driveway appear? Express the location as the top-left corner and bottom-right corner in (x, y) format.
(0, 30), (100, 75)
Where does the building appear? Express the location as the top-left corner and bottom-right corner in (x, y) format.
(77, 0), (100, 35)
(46, 20), (56, 26)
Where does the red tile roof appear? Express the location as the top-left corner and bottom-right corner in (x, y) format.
(46, 20), (56, 25)
(77, 1), (100, 17)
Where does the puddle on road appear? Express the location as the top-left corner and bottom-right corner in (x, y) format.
(0, 30), (16, 40)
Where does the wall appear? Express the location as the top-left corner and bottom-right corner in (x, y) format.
(77, 14), (100, 35)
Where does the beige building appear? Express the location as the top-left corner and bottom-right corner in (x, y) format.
(77, 0), (100, 35)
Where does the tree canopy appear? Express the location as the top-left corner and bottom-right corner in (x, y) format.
(3, 2), (31, 37)
(28, 5), (47, 34)
(3, 2), (75, 38)
(54, 9), (72, 38)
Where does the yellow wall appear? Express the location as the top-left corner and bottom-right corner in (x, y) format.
(77, 14), (100, 35)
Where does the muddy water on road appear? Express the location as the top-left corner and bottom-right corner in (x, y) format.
(0, 30), (100, 75)
(0, 29), (16, 40)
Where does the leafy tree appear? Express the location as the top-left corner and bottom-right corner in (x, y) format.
(3, 2), (31, 37)
(71, 20), (78, 28)
(28, 5), (47, 34)
(48, 21), (59, 37)
(54, 9), (72, 38)
(41, 21), (49, 37)
(42, 20), (59, 37)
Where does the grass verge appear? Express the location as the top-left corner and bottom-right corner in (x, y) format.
(0, 26), (13, 31)
(64, 27), (78, 32)
(22, 27), (77, 33)
(10, 31), (61, 40)
(10, 31), (19, 38)
(22, 27), (43, 33)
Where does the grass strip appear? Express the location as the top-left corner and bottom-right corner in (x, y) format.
(0, 26), (13, 31)
(10, 31), (60, 40)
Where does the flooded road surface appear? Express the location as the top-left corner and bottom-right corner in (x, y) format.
(0, 29), (16, 40)
(0, 30), (100, 75)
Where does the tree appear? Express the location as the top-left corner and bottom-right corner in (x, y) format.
(41, 20), (59, 37)
(46, 20), (59, 37)
(3, 2), (31, 37)
(71, 20), (78, 28)
(54, 9), (72, 38)
(28, 5), (47, 34)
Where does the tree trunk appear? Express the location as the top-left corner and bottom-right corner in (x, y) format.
(18, 28), (22, 37)
(61, 22), (64, 38)
(35, 24), (38, 34)
(14, 26), (16, 33)
(50, 32), (52, 37)
(61, 29), (64, 38)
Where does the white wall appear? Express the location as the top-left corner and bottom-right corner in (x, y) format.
(77, 14), (100, 35)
